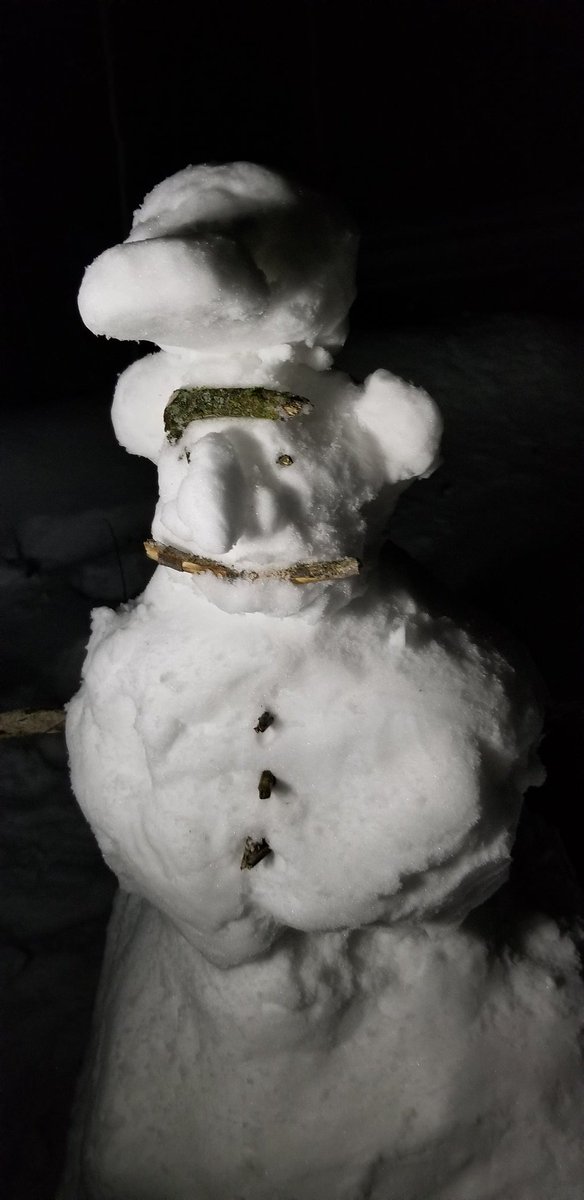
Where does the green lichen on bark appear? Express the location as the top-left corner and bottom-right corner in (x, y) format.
(164, 387), (311, 443)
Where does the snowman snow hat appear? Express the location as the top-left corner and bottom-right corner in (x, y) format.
(77, 161), (359, 355)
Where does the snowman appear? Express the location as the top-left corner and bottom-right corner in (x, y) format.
(61, 164), (584, 1200)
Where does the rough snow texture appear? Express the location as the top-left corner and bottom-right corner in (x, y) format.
(60, 896), (584, 1200)
(67, 563), (542, 967)
(62, 166), (584, 1199)
(149, 364), (440, 615)
(97, 170), (441, 614)
(78, 162), (357, 355)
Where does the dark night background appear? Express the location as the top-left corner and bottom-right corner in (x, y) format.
(2, 0), (584, 397)
(1, 2), (583, 1197)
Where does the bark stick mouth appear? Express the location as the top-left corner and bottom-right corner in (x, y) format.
(145, 539), (361, 586)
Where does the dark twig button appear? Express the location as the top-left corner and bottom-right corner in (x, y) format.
(258, 770), (276, 799)
(254, 711), (274, 733)
(240, 837), (272, 870)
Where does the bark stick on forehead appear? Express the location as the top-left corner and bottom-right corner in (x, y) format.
(164, 387), (312, 444)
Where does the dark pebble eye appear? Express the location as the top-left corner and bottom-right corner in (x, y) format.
(277, 454), (294, 467)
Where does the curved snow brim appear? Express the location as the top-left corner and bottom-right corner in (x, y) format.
(77, 235), (269, 345)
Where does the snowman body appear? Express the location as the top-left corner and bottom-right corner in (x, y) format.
(68, 556), (539, 962)
(63, 555), (568, 1200)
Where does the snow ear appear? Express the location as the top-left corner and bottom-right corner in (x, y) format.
(111, 352), (178, 462)
(354, 370), (442, 482)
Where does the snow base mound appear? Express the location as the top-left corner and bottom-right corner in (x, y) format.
(59, 892), (584, 1200)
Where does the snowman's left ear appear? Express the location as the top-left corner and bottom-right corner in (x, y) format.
(353, 370), (442, 482)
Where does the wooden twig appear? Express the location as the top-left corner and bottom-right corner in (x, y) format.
(145, 540), (361, 587)
(164, 387), (312, 443)
(0, 709), (66, 739)
(240, 837), (272, 870)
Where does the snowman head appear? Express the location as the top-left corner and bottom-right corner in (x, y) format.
(78, 162), (358, 355)
(150, 371), (441, 615)
(77, 163), (441, 614)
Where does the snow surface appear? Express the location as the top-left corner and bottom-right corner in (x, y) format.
(67, 559), (542, 966)
(60, 896), (584, 1200)
(53, 165), (584, 1198)
(78, 162), (357, 357)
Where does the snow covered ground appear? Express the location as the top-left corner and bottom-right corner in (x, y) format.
(1, 312), (583, 1198)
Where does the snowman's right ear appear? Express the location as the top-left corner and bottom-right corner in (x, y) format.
(353, 370), (442, 483)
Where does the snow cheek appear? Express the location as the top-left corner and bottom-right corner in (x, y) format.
(254, 464), (313, 545)
(153, 447), (190, 542)
(157, 441), (187, 503)
(253, 483), (282, 537)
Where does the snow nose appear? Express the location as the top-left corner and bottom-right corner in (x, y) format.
(175, 431), (245, 555)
